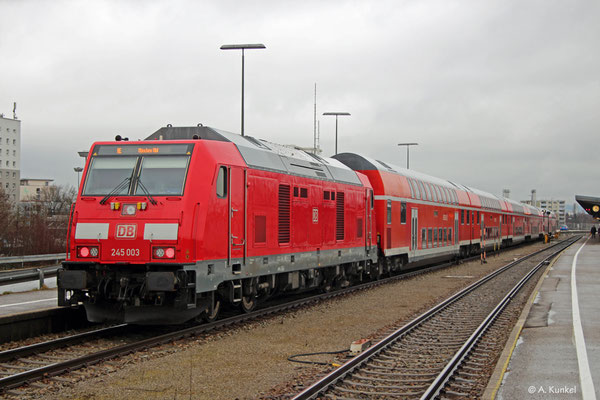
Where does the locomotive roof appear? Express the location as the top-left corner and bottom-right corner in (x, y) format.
(146, 126), (362, 186)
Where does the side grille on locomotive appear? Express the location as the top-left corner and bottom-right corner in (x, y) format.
(278, 184), (291, 244)
(336, 192), (345, 241)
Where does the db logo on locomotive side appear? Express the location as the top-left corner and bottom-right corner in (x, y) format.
(116, 224), (137, 239)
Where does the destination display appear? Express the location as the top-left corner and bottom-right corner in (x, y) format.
(92, 144), (193, 156)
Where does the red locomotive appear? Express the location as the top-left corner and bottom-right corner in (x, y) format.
(58, 126), (556, 324)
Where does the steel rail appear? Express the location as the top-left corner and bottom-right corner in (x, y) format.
(0, 324), (129, 363)
(419, 238), (577, 399)
(291, 236), (580, 400)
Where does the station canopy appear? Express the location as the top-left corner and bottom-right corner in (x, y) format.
(576, 195), (600, 219)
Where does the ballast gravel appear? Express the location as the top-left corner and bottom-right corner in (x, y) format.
(31, 242), (549, 400)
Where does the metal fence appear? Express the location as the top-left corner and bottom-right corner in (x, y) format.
(0, 253), (65, 288)
(0, 253), (65, 266)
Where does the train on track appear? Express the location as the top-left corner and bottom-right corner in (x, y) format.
(58, 125), (557, 324)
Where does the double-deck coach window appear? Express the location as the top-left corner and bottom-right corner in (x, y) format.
(387, 200), (392, 224)
(401, 202), (407, 224)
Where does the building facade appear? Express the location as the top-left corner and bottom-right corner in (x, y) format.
(20, 178), (54, 201)
(0, 114), (21, 202)
(522, 198), (566, 226)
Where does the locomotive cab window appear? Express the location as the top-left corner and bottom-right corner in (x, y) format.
(135, 156), (189, 195)
(216, 166), (227, 198)
(83, 156), (137, 195)
(83, 144), (193, 197)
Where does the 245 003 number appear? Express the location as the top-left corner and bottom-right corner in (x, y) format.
(111, 248), (140, 257)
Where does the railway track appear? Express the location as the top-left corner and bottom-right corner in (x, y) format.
(291, 235), (580, 400)
(0, 238), (560, 393)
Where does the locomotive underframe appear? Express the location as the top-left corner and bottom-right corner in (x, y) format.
(58, 246), (378, 324)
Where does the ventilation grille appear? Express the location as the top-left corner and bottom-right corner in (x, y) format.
(278, 185), (290, 243)
(357, 218), (363, 238)
(336, 192), (345, 241)
(387, 227), (392, 248)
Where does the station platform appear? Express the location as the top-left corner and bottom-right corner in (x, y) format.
(488, 236), (599, 399)
(0, 288), (58, 317)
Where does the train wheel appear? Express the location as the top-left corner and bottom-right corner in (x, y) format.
(240, 295), (257, 313)
(201, 296), (221, 323)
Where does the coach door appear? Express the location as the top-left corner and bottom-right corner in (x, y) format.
(228, 167), (247, 267)
(365, 189), (373, 254)
(454, 211), (459, 245)
(411, 208), (418, 256)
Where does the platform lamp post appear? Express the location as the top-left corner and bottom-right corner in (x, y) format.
(74, 167), (83, 191)
(220, 43), (266, 136)
(397, 143), (418, 169)
(323, 112), (351, 155)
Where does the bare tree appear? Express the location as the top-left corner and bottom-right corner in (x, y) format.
(8, 185), (77, 255)
(0, 187), (15, 255)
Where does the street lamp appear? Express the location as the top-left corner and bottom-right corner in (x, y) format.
(220, 43), (266, 136)
(74, 167), (83, 191)
(397, 143), (418, 169)
(323, 112), (351, 155)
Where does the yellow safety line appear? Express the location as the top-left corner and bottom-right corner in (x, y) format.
(488, 246), (568, 399)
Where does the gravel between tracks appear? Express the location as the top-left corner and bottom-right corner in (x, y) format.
(13, 242), (550, 400)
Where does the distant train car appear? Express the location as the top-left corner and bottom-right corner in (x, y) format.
(333, 153), (549, 272)
(59, 125), (552, 325)
(58, 126), (376, 324)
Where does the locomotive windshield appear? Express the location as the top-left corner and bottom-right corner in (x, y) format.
(134, 156), (189, 195)
(82, 144), (193, 196)
(83, 157), (137, 196)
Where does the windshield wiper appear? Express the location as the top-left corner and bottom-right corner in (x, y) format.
(99, 177), (131, 205)
(135, 178), (157, 205)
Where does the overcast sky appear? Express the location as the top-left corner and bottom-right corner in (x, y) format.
(1, 0), (598, 207)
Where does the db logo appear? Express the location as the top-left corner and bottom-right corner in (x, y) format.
(116, 224), (137, 239)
